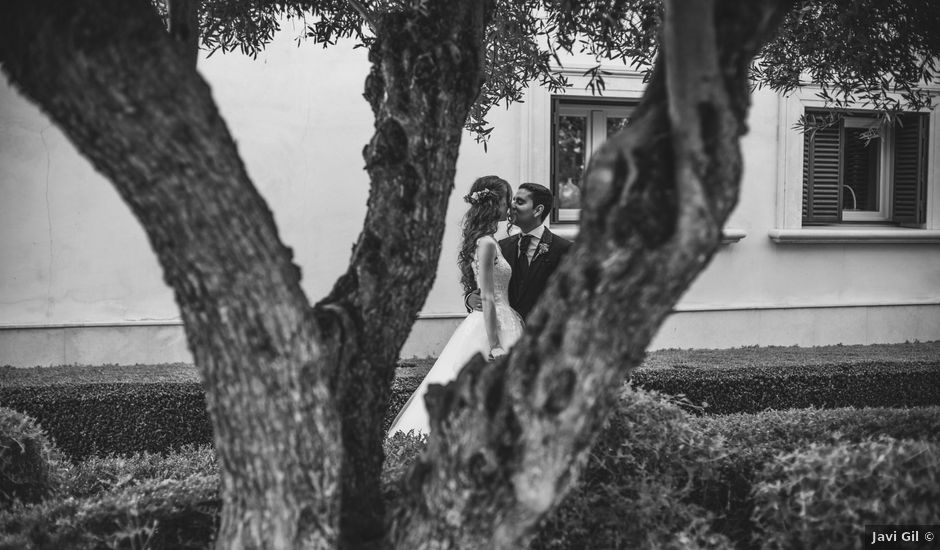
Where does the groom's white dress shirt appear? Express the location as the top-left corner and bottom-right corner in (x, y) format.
(518, 224), (546, 263)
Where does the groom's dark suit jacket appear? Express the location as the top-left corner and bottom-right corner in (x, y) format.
(499, 228), (572, 319)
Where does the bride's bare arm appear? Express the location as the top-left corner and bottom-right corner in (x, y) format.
(476, 238), (504, 359)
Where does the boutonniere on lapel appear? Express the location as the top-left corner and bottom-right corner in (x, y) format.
(533, 242), (550, 261)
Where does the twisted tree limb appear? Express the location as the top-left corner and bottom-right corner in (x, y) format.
(392, 1), (793, 548)
(168, 0), (200, 67)
(0, 0), (492, 547)
(313, 1), (492, 547)
(0, 1), (341, 547)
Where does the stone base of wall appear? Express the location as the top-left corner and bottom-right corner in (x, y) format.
(2, 303), (937, 367)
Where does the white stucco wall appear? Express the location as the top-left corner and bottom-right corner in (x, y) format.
(1, 27), (938, 366)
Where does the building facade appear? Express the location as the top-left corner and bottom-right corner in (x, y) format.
(2, 31), (938, 366)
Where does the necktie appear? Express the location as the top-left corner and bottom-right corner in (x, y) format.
(517, 234), (533, 280)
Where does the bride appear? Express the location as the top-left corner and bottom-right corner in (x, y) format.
(388, 176), (524, 436)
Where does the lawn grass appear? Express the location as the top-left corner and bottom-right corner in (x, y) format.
(398, 340), (940, 380)
(3, 341), (937, 386)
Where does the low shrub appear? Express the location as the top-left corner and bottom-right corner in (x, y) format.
(0, 473), (219, 550)
(386, 374), (423, 433)
(381, 430), (428, 504)
(692, 406), (940, 447)
(530, 387), (731, 550)
(62, 444), (218, 499)
(382, 399), (940, 549)
(383, 387), (733, 549)
(4, 401), (937, 548)
(751, 437), (940, 550)
(690, 406), (940, 548)
(0, 407), (65, 506)
(0, 445), (219, 550)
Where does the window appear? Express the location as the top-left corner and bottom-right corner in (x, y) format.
(802, 110), (929, 226)
(551, 98), (635, 222)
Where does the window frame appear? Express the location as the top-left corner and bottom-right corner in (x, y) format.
(516, 64), (647, 239)
(550, 96), (637, 224)
(776, 89), (940, 233)
(840, 115), (892, 222)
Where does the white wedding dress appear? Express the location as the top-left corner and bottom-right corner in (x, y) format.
(388, 235), (524, 436)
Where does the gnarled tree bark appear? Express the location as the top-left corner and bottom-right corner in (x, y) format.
(0, 0), (490, 548)
(168, 0), (200, 68)
(318, 1), (491, 547)
(1, 1), (341, 547)
(390, 1), (793, 548)
(2, 0), (802, 547)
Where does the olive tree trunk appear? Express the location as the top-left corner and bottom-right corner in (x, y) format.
(320, 2), (490, 547)
(0, 0), (489, 548)
(1, 2), (341, 546)
(2, 0), (797, 547)
(388, 1), (793, 548)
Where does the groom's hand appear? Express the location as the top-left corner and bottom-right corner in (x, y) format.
(465, 289), (483, 312)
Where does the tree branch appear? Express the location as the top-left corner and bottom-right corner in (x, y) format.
(0, 1), (342, 546)
(312, 0), (492, 546)
(663, 0), (724, 251)
(346, 0), (377, 32)
(398, 2), (794, 549)
(168, 0), (200, 68)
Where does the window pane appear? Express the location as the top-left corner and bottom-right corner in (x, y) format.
(606, 116), (629, 137)
(843, 127), (880, 211)
(556, 115), (587, 210)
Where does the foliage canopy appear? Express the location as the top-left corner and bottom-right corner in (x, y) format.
(193, 0), (939, 141)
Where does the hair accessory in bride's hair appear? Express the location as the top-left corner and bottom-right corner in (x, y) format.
(464, 188), (499, 205)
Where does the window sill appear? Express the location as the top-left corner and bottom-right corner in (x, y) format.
(721, 228), (747, 244)
(768, 228), (940, 244)
(551, 225), (747, 244)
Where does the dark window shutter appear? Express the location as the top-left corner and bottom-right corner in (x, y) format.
(892, 113), (929, 226)
(803, 120), (843, 225)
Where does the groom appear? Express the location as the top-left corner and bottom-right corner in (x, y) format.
(466, 182), (572, 319)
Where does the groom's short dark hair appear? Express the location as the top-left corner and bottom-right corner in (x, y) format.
(520, 182), (553, 223)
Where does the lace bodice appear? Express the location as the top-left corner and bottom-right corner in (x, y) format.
(472, 236), (523, 348)
(473, 236), (513, 307)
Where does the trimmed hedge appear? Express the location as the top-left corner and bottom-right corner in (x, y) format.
(392, 356), (940, 423)
(690, 406), (940, 549)
(0, 384), (212, 461)
(2, 400), (938, 548)
(631, 360), (940, 414)
(2, 347), (937, 460)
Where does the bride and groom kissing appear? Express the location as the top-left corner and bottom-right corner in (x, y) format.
(389, 176), (572, 435)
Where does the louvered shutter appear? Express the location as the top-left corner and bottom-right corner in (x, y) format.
(892, 113), (929, 226)
(802, 121), (843, 224)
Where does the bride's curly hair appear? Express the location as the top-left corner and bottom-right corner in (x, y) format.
(458, 176), (512, 293)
